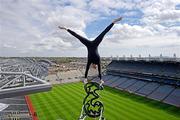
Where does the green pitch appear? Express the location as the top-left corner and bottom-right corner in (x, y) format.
(30, 82), (180, 120)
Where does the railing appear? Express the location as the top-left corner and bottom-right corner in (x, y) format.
(111, 57), (180, 62)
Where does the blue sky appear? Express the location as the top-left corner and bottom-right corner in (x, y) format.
(85, 9), (144, 38)
(0, 0), (180, 57)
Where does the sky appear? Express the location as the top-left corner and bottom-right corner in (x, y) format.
(0, 0), (180, 57)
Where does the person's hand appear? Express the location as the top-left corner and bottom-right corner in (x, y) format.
(84, 78), (88, 84)
(112, 17), (123, 24)
(58, 26), (67, 30)
(100, 79), (104, 86)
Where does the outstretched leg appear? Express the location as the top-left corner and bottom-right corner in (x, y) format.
(94, 23), (114, 46)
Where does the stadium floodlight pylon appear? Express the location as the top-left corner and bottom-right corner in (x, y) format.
(0, 72), (52, 99)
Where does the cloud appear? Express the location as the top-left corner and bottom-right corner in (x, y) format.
(123, 11), (139, 17)
(111, 24), (154, 40)
(141, 0), (180, 25)
(100, 0), (180, 53)
(0, 0), (97, 56)
(2, 44), (16, 49)
(0, 0), (179, 57)
(88, 0), (137, 16)
(34, 37), (72, 50)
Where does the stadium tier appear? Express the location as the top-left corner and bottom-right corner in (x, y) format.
(107, 60), (180, 86)
(93, 60), (180, 107)
(0, 96), (32, 120)
(0, 58), (52, 99)
(0, 57), (180, 120)
(0, 58), (53, 119)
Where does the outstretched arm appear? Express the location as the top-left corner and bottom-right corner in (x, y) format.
(97, 63), (102, 80)
(94, 17), (123, 45)
(58, 26), (89, 46)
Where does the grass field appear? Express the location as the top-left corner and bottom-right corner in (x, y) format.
(30, 82), (180, 120)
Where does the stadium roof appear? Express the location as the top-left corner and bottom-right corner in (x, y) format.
(0, 58), (52, 99)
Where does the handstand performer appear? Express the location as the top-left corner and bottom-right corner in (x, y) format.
(58, 17), (122, 85)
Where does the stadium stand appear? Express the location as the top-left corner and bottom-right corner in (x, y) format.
(0, 58), (53, 119)
(104, 76), (119, 86)
(136, 83), (160, 96)
(93, 60), (180, 107)
(148, 85), (175, 101)
(126, 81), (148, 93)
(164, 88), (180, 106)
(116, 78), (137, 90)
(1, 57), (179, 120)
(0, 96), (32, 120)
(109, 77), (129, 87)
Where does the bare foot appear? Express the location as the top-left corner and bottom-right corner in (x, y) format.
(58, 26), (67, 30)
(100, 79), (104, 86)
(84, 78), (88, 84)
(112, 17), (123, 24)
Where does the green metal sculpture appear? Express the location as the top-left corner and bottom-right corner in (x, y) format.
(79, 82), (105, 120)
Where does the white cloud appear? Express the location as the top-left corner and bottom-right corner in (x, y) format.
(0, 0), (97, 56)
(2, 44), (16, 49)
(141, 0), (180, 25)
(123, 11), (139, 17)
(111, 24), (154, 40)
(100, 0), (180, 57)
(88, 0), (136, 16)
(0, 0), (179, 57)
